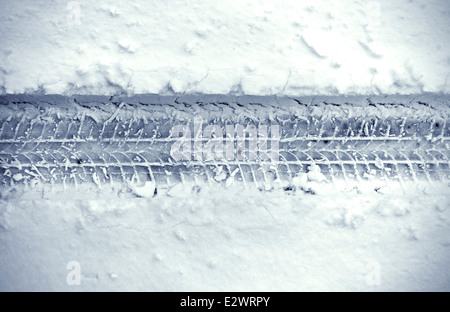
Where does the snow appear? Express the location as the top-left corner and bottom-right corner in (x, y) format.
(0, 0), (450, 96)
(0, 0), (450, 292)
(0, 180), (449, 291)
(130, 180), (156, 198)
(307, 164), (326, 183)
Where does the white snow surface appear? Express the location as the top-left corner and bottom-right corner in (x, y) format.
(1, 0), (450, 96)
(1, 1), (450, 292)
(0, 180), (449, 291)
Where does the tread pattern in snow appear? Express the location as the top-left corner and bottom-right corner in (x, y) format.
(0, 94), (449, 187)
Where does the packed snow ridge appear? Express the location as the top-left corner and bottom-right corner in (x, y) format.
(1, 0), (450, 96)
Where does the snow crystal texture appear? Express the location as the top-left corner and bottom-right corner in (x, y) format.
(1, 0), (450, 95)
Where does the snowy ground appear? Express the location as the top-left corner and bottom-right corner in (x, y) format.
(1, 180), (449, 292)
(1, 0), (450, 95)
(0, 95), (448, 292)
(1, 0), (450, 292)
